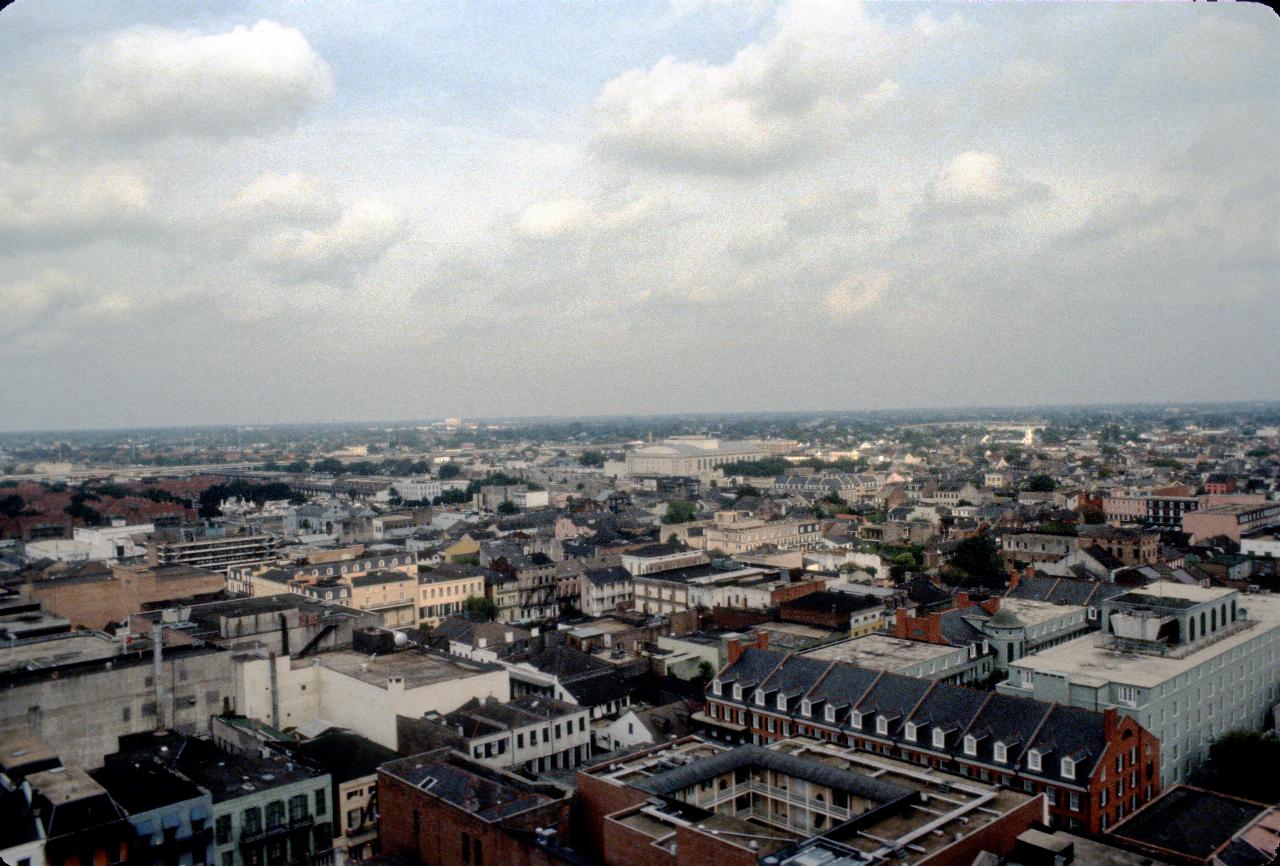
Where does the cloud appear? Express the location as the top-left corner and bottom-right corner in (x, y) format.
(0, 269), (140, 353)
(594, 1), (938, 173)
(225, 172), (339, 225)
(517, 198), (593, 238)
(921, 150), (1050, 216)
(0, 161), (152, 247)
(257, 198), (406, 283)
(824, 271), (888, 319)
(7, 20), (332, 153)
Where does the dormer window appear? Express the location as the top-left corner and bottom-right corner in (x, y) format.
(712, 680), (722, 696)
(754, 689), (766, 707)
(776, 694), (787, 712)
(1060, 757), (1075, 780)
(905, 722), (918, 742)
(801, 699), (812, 717)
(876, 715), (889, 735)
(851, 711), (863, 730)
(994, 742), (1008, 764)
(733, 684), (743, 701)
(964, 735), (978, 756)
(1027, 749), (1042, 770)
(933, 728), (946, 749)
(825, 705), (837, 724)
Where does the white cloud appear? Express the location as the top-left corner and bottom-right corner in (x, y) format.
(7, 20), (332, 153)
(258, 198), (406, 282)
(0, 161), (151, 244)
(517, 198), (593, 238)
(824, 271), (888, 318)
(594, 1), (936, 173)
(924, 150), (1050, 214)
(225, 172), (338, 225)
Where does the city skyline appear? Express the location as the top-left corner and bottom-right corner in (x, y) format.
(1, 1), (1277, 429)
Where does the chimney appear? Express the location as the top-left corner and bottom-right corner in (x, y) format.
(1103, 707), (1119, 741)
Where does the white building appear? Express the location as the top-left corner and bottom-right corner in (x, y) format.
(72, 522), (154, 560)
(624, 437), (767, 477)
(234, 648), (508, 750)
(999, 582), (1280, 786)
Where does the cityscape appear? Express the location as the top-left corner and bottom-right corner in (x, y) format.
(1, 3), (1278, 866)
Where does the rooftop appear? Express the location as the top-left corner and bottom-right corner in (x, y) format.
(802, 633), (962, 669)
(1110, 785), (1268, 861)
(295, 646), (500, 690)
(1008, 592), (1280, 688)
(381, 748), (564, 823)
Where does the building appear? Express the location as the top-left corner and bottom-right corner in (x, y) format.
(286, 731), (401, 866)
(230, 550), (419, 596)
(390, 477), (468, 503)
(702, 646), (1161, 833)
(702, 514), (822, 555)
(147, 527), (280, 573)
(418, 563), (488, 627)
(777, 590), (886, 636)
(91, 750), (214, 866)
(803, 633), (991, 684)
(1183, 501), (1280, 543)
(347, 571), (418, 627)
(71, 521), (155, 560)
(1078, 525), (1161, 567)
(771, 471), (880, 499)
(234, 646), (509, 750)
(24, 561), (225, 630)
(25, 765), (133, 866)
(998, 582), (1280, 786)
(1104, 492), (1201, 528)
(0, 630), (233, 770)
(575, 735), (1044, 866)
(579, 565), (633, 617)
(0, 774), (46, 866)
(398, 694), (592, 774)
(376, 749), (576, 866)
(624, 437), (768, 477)
(1000, 532), (1080, 565)
(1108, 785), (1279, 866)
(632, 562), (814, 616)
(619, 544), (709, 576)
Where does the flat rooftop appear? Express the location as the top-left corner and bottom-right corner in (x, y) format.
(27, 765), (109, 804)
(802, 633), (961, 668)
(1113, 580), (1234, 606)
(1110, 785), (1267, 860)
(1001, 597), (1086, 626)
(0, 631), (120, 674)
(1009, 593), (1280, 688)
(297, 647), (498, 690)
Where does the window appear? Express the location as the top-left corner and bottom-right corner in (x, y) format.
(517, 733), (524, 749)
(1028, 750), (1042, 771)
(1119, 686), (1137, 705)
(904, 722), (917, 742)
(266, 801), (285, 829)
(851, 711), (863, 730)
(315, 790), (326, 815)
(1068, 792), (1080, 811)
(712, 680), (722, 696)
(994, 742), (1007, 764)
(216, 815), (231, 844)
(876, 716), (889, 735)
(1100, 788), (1108, 806)
(801, 699), (811, 717)
(964, 735), (978, 756)
(347, 808), (362, 828)
(825, 705), (837, 723)
(755, 690), (766, 707)
(462, 831), (471, 863)
(933, 728), (946, 749)
(1060, 757), (1075, 780)
(777, 694), (788, 711)
(242, 807), (261, 835)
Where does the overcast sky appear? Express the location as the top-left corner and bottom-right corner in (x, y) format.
(1, 0), (1276, 431)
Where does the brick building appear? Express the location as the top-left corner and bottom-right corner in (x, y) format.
(377, 749), (576, 866)
(701, 647), (1161, 834)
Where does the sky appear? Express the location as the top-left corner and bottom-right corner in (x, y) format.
(0, 0), (1277, 431)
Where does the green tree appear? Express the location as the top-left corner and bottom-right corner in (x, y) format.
(946, 535), (1005, 590)
(577, 451), (606, 468)
(462, 595), (498, 622)
(285, 460), (310, 473)
(1025, 474), (1058, 492)
(312, 457), (345, 474)
(697, 661), (716, 681)
(662, 500), (697, 524)
(496, 500), (519, 515)
(438, 463), (462, 479)
(438, 489), (469, 505)
(1200, 730), (1280, 803)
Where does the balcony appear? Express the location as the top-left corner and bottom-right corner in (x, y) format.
(240, 814), (315, 844)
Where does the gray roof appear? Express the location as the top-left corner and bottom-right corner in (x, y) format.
(633, 744), (914, 804)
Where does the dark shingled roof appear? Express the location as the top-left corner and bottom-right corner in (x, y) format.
(907, 682), (990, 735)
(381, 750), (561, 823)
(288, 731), (400, 784)
(1112, 786), (1267, 860)
(854, 673), (932, 733)
(632, 744), (915, 804)
(962, 692), (1057, 768)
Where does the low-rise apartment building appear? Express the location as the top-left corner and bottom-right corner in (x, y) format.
(703, 514), (822, 554)
(1183, 501), (1280, 542)
(417, 563), (487, 626)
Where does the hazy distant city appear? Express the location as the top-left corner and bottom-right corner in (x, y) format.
(1, 1), (1277, 866)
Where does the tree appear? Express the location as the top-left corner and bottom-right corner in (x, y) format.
(1080, 505), (1106, 525)
(1199, 730), (1280, 803)
(285, 460), (310, 473)
(0, 494), (24, 519)
(496, 500), (519, 515)
(697, 661), (716, 681)
(1025, 474), (1058, 492)
(577, 451), (606, 468)
(662, 500), (697, 524)
(312, 458), (344, 474)
(438, 463), (462, 480)
(462, 595), (498, 622)
(667, 533), (680, 546)
(439, 489), (469, 505)
(946, 535), (1005, 590)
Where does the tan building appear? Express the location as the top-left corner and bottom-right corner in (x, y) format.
(349, 571), (418, 627)
(418, 564), (487, 627)
(26, 561), (225, 629)
(624, 436), (767, 477)
(703, 513), (822, 554)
